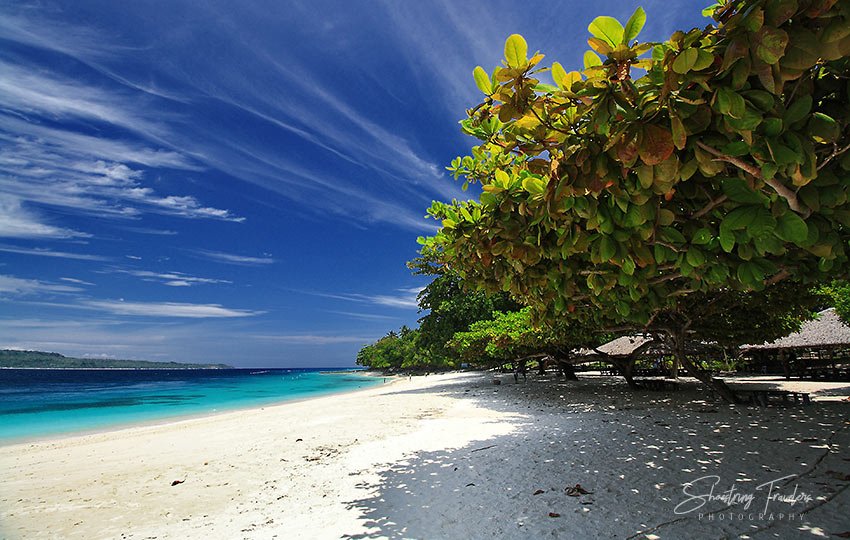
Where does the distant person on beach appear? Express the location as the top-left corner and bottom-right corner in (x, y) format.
(513, 367), (519, 383)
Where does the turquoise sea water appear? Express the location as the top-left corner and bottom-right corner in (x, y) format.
(0, 368), (382, 443)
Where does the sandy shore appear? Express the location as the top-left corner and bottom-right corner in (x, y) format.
(1, 372), (848, 539)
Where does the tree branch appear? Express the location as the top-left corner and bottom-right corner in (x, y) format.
(765, 268), (791, 287)
(691, 194), (728, 219)
(695, 141), (806, 214)
(818, 141), (850, 171)
(649, 272), (682, 285)
(652, 241), (683, 252)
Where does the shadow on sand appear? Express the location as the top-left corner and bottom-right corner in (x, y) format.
(342, 373), (850, 539)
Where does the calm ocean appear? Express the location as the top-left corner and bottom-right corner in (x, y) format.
(0, 368), (382, 443)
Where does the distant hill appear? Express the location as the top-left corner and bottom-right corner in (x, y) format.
(0, 350), (232, 369)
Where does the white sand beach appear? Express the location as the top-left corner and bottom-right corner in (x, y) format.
(1, 372), (849, 540)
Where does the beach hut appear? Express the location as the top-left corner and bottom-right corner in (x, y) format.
(742, 308), (850, 379)
(575, 335), (668, 387)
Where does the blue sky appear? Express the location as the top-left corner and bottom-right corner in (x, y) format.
(0, 0), (707, 367)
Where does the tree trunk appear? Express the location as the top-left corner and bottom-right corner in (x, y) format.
(550, 349), (578, 380)
(670, 332), (738, 403)
(610, 356), (639, 389)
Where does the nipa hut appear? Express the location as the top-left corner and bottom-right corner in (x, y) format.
(742, 308), (850, 379)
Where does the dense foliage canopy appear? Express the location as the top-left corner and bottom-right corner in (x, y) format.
(418, 0), (849, 399)
(421, 0), (850, 327)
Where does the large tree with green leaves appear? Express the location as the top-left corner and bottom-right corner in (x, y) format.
(446, 307), (608, 373)
(421, 0), (850, 400)
(408, 249), (521, 363)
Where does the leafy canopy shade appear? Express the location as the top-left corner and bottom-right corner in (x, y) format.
(421, 0), (850, 329)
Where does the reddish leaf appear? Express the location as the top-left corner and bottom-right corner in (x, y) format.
(751, 26), (789, 64)
(639, 125), (674, 165)
(721, 37), (748, 71)
(533, 489), (546, 495)
(548, 512), (561, 518)
(617, 133), (640, 165)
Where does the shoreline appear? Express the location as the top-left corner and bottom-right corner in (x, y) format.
(1, 372), (847, 539)
(0, 371), (390, 448)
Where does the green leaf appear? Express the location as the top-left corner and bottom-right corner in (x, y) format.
(686, 247), (706, 267)
(600, 236), (616, 261)
(765, 138), (798, 166)
(726, 107), (763, 131)
(719, 227), (735, 252)
(494, 169), (511, 188)
(808, 113), (839, 143)
(473, 66), (493, 95)
(743, 90), (774, 112)
(721, 206), (757, 231)
(636, 165), (654, 189)
(721, 140), (751, 157)
(691, 228), (712, 245)
(583, 50), (602, 69)
(672, 48), (698, 74)
(622, 7), (646, 44)
(522, 176), (546, 195)
(588, 16), (624, 48)
(505, 34), (528, 68)
(774, 212), (808, 244)
(532, 83), (559, 93)
(708, 264), (729, 282)
(551, 62), (568, 89)
(689, 50), (712, 72)
(760, 117), (782, 137)
(722, 177), (766, 204)
(737, 261), (765, 288)
(715, 87), (745, 118)
(746, 209), (776, 237)
(670, 115), (687, 150)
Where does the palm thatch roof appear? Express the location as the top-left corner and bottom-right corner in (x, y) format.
(575, 335), (660, 361)
(745, 309), (850, 351)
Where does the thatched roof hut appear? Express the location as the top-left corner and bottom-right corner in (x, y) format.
(745, 309), (850, 351)
(575, 335), (661, 362)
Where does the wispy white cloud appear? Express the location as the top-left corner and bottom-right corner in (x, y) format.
(0, 195), (91, 239)
(301, 287), (422, 309)
(0, 244), (111, 261)
(1, 119), (196, 169)
(0, 130), (244, 224)
(106, 268), (231, 287)
(190, 249), (275, 266)
(324, 310), (400, 321)
(250, 334), (377, 345)
(0, 274), (83, 295)
(59, 277), (95, 286)
(120, 226), (179, 236)
(84, 299), (263, 318)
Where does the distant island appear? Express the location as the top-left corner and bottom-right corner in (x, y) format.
(0, 350), (232, 369)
